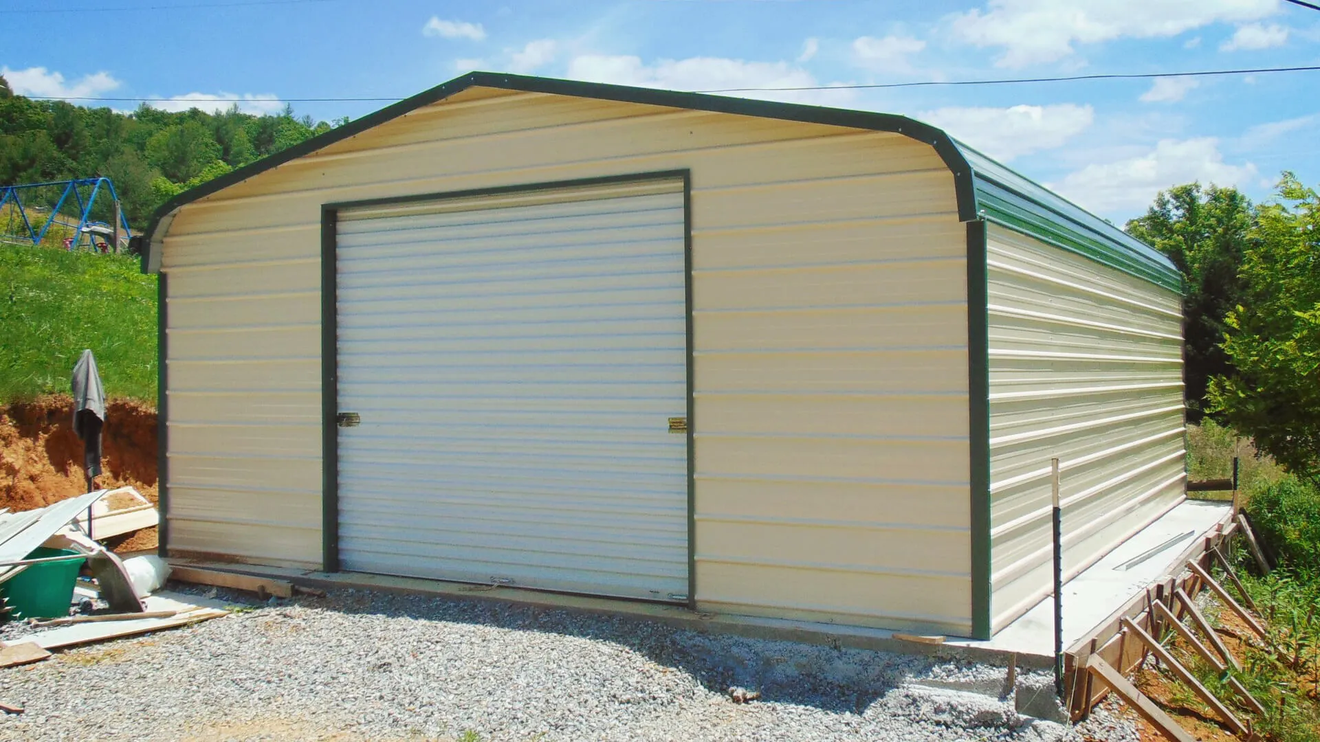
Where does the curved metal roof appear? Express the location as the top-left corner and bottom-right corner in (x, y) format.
(138, 71), (1180, 292)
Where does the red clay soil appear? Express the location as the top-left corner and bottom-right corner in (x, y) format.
(0, 394), (158, 512)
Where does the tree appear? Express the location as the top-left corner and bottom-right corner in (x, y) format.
(1127, 184), (1252, 420)
(99, 151), (158, 227)
(1209, 174), (1320, 481)
(0, 75), (11, 99)
(145, 120), (222, 183)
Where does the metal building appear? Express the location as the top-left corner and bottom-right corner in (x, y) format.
(136, 73), (1185, 639)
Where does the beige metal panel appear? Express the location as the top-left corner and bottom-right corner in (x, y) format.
(699, 520), (970, 575)
(696, 305), (968, 352)
(695, 350), (968, 394)
(170, 424), (322, 458)
(168, 392), (320, 425)
(698, 477), (970, 530)
(161, 86), (971, 628)
(166, 359), (321, 392)
(694, 259), (966, 310)
(162, 226), (318, 268)
(166, 516), (321, 569)
(694, 217), (965, 270)
(699, 394), (968, 439)
(168, 326), (320, 362)
(168, 295), (321, 329)
(986, 223), (1184, 633)
(696, 561), (972, 635)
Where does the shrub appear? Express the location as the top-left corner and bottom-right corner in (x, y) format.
(1246, 476), (1320, 577)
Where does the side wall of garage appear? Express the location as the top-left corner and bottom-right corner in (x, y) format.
(159, 87), (975, 634)
(985, 223), (1186, 632)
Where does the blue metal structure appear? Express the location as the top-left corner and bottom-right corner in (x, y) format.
(0, 177), (132, 251)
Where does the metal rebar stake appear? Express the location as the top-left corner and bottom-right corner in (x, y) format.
(1052, 457), (1064, 699)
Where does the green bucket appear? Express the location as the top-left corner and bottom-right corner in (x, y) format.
(1, 547), (85, 622)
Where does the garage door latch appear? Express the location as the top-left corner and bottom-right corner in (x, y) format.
(336, 412), (361, 428)
(668, 417), (687, 433)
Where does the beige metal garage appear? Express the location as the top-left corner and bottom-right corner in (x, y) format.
(136, 72), (1185, 639)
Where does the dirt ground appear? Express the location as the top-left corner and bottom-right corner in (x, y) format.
(0, 394), (158, 550)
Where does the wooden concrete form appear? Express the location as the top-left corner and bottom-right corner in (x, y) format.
(1064, 509), (1238, 721)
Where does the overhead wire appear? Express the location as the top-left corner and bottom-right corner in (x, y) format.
(13, 64), (1320, 103)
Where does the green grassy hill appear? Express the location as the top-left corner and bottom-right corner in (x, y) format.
(0, 244), (157, 403)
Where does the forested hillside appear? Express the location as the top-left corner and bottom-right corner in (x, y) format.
(0, 74), (344, 232)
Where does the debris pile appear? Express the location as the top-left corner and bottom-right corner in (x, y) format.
(0, 486), (228, 715)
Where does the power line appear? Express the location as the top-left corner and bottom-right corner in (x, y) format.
(700, 64), (1320, 93)
(0, 0), (339, 13)
(1283, 0), (1320, 12)
(15, 64), (1320, 104)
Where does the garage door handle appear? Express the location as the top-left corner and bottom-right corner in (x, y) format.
(337, 412), (361, 428)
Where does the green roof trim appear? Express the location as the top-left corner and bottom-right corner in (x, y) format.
(956, 142), (1182, 292)
(137, 70), (1180, 295)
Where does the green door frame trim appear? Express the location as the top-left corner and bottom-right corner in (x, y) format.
(319, 169), (697, 608)
(966, 219), (991, 640)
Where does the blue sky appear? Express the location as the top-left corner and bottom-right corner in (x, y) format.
(4, 0), (1319, 222)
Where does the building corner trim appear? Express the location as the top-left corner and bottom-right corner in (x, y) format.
(967, 218), (992, 640)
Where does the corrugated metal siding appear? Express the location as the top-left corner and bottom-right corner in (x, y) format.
(333, 180), (690, 600)
(986, 224), (1185, 632)
(161, 88), (972, 633)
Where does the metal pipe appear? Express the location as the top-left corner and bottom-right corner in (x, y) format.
(1052, 457), (1064, 699)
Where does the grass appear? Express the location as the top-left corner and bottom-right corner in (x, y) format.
(1186, 418), (1287, 501)
(0, 243), (157, 403)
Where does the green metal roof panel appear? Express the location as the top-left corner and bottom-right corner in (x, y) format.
(955, 141), (1181, 292)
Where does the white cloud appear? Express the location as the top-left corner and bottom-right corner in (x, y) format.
(148, 92), (284, 116)
(453, 58), (485, 73)
(1220, 22), (1289, 50)
(1241, 112), (1320, 145)
(422, 18), (486, 41)
(947, 0), (1279, 67)
(565, 54), (853, 106)
(919, 104), (1095, 162)
(1, 66), (120, 100)
(798, 37), (819, 63)
(1140, 77), (1200, 102)
(851, 35), (926, 71)
(1051, 138), (1258, 213)
(508, 39), (558, 74)
(1184, 36), (1203, 48)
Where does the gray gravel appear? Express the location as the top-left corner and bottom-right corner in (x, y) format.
(0, 586), (1137, 741)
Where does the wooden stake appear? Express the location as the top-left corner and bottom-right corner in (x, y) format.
(1086, 655), (1196, 742)
(1188, 562), (1267, 638)
(1209, 547), (1259, 614)
(33, 610), (179, 627)
(0, 701), (23, 715)
(1172, 588), (1240, 672)
(1237, 514), (1271, 575)
(1121, 618), (1248, 736)
(1152, 600), (1227, 673)
(1226, 677), (1266, 716)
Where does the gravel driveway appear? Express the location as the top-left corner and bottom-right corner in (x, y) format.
(0, 586), (1136, 741)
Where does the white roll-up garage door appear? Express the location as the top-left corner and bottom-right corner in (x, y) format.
(334, 177), (690, 601)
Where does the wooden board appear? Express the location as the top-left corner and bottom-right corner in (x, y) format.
(0, 642), (50, 669)
(1210, 547), (1258, 613)
(29, 608), (227, 650)
(169, 566), (294, 599)
(1237, 514), (1271, 575)
(1188, 562), (1267, 638)
(1086, 655), (1196, 742)
(1154, 600), (1226, 672)
(1173, 588), (1239, 672)
(1121, 617), (1247, 736)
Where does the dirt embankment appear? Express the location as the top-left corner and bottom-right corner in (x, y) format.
(0, 395), (158, 513)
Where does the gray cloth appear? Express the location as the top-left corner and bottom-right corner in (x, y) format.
(71, 349), (106, 439)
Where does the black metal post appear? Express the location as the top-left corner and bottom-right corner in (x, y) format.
(1052, 457), (1064, 699)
